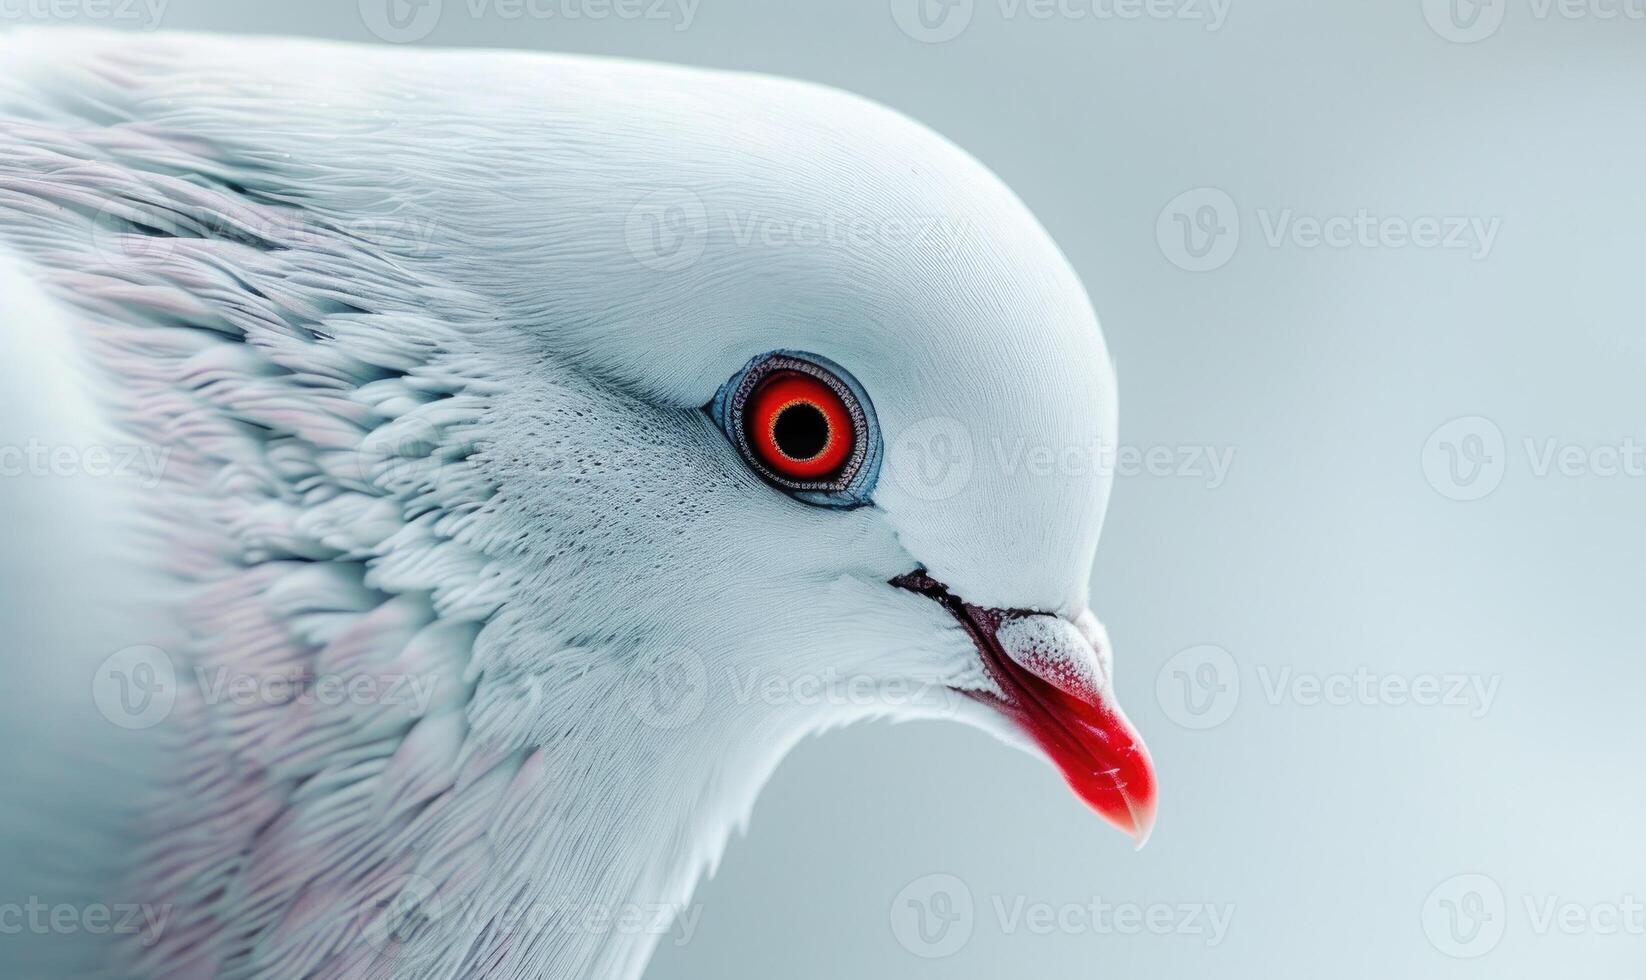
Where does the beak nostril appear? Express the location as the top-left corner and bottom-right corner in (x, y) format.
(995, 614), (1108, 703)
(891, 568), (1156, 844)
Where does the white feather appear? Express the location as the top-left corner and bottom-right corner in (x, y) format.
(0, 28), (1122, 980)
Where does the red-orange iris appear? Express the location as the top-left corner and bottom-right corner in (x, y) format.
(744, 370), (854, 480)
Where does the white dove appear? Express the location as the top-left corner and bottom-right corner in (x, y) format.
(0, 29), (1156, 980)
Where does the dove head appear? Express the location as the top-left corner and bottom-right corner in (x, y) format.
(0, 34), (1154, 980)
(422, 57), (1154, 846)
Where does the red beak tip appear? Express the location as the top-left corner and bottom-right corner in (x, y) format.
(1090, 784), (1157, 849)
(1128, 801), (1157, 850)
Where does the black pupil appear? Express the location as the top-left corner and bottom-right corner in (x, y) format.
(773, 403), (830, 460)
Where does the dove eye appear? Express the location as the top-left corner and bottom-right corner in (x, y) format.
(711, 351), (882, 508)
(747, 372), (851, 478)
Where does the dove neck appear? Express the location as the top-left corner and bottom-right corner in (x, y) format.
(477, 690), (818, 980)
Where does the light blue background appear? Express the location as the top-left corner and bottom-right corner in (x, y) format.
(7, 0), (1642, 976)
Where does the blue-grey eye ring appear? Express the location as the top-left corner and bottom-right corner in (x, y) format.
(710, 351), (882, 508)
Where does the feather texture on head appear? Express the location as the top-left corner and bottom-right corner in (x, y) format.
(0, 29), (1149, 980)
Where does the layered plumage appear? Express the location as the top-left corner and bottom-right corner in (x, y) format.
(0, 30), (1138, 980)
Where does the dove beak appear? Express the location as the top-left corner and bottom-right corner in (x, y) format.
(892, 570), (1158, 847)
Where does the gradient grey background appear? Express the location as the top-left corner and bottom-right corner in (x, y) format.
(5, 0), (1642, 977)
